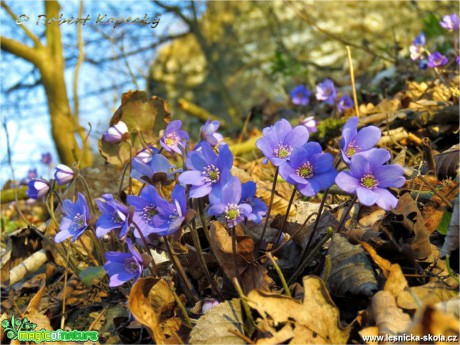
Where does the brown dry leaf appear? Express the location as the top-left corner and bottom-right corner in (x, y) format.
(248, 276), (350, 344)
(384, 264), (408, 298)
(189, 299), (244, 345)
(396, 282), (458, 311)
(128, 277), (168, 344)
(147, 279), (176, 323)
(391, 193), (432, 259)
(407, 305), (460, 343)
(323, 234), (377, 297)
(435, 296), (460, 318)
(435, 144), (460, 179)
(358, 327), (379, 345)
(255, 324), (295, 345)
(372, 291), (411, 335)
(360, 241), (393, 278)
(209, 221), (273, 294)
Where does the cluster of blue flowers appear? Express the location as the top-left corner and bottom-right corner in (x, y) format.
(410, 13), (459, 69)
(27, 111), (406, 288)
(289, 79), (354, 113)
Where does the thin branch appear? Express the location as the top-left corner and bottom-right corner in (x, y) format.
(153, 0), (192, 26)
(0, 36), (43, 65)
(1, 1), (43, 48)
(73, 0), (85, 120)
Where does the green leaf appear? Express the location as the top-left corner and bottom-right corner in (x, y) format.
(79, 266), (106, 286)
(437, 210), (453, 235)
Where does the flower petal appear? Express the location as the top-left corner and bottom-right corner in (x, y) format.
(353, 126), (381, 151)
(374, 165), (405, 188)
(335, 172), (359, 193)
(356, 187), (379, 206)
(178, 171), (204, 186)
(284, 126), (309, 148)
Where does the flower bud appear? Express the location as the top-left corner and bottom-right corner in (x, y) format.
(27, 179), (50, 199)
(103, 121), (129, 143)
(54, 164), (75, 186)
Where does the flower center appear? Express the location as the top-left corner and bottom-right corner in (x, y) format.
(123, 257), (139, 274)
(225, 204), (240, 221)
(345, 142), (360, 158)
(141, 205), (157, 224)
(273, 144), (293, 159)
(296, 162), (314, 178)
(71, 213), (85, 232)
(202, 164), (220, 183)
(360, 174), (378, 189)
(111, 209), (126, 224)
(165, 133), (179, 147)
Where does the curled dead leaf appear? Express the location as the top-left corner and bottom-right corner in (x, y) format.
(396, 282), (458, 311)
(371, 291), (411, 335)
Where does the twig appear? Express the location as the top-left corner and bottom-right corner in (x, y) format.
(346, 46), (360, 116)
(72, 0), (85, 120)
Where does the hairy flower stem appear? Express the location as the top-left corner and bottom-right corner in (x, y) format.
(189, 219), (224, 300)
(118, 162), (130, 198)
(77, 176), (96, 215)
(335, 195), (358, 234)
(88, 229), (106, 265)
(267, 252), (291, 297)
(196, 198), (212, 245)
(255, 166), (279, 253)
(273, 187), (297, 251)
(171, 285), (192, 328)
(231, 226), (241, 285)
(288, 227), (334, 285)
(164, 236), (199, 303)
(299, 189), (329, 264)
(232, 277), (256, 335)
(131, 221), (159, 275)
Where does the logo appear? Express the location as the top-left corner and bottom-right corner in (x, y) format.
(2, 316), (99, 343)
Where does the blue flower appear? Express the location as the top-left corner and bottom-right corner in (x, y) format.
(127, 185), (169, 238)
(299, 116), (318, 133)
(152, 185), (188, 236)
(95, 194), (131, 238)
(256, 118), (309, 166)
(412, 32), (426, 46)
(178, 142), (233, 198)
(135, 145), (159, 164)
(27, 179), (50, 199)
(55, 193), (90, 243)
(336, 95), (354, 113)
(54, 164), (75, 186)
(279, 142), (337, 197)
(335, 151), (405, 210)
(427, 52), (448, 68)
(240, 181), (267, 223)
(341, 116), (381, 164)
(104, 238), (144, 287)
(160, 120), (189, 154)
(440, 13), (459, 32)
(199, 118), (224, 147)
(209, 176), (252, 227)
(40, 152), (52, 165)
(131, 154), (178, 184)
(103, 121), (128, 143)
(289, 85), (311, 106)
(315, 79), (337, 105)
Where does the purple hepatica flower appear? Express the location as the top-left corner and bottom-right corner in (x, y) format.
(341, 116), (381, 164)
(410, 32), (426, 60)
(135, 145), (159, 164)
(103, 121), (129, 143)
(279, 142), (337, 197)
(419, 59), (429, 70)
(440, 13), (459, 32)
(256, 118), (309, 166)
(153, 185), (188, 236)
(200, 118), (224, 147)
(40, 152), (52, 165)
(55, 193), (89, 243)
(178, 142), (233, 198)
(299, 116), (318, 133)
(54, 164), (74, 186)
(427, 52), (449, 68)
(457, 56), (460, 65)
(335, 153), (405, 210)
(96, 194), (130, 238)
(104, 238), (143, 287)
(160, 120), (189, 154)
(315, 79), (337, 105)
(289, 85), (311, 106)
(27, 179), (50, 199)
(127, 185), (168, 238)
(209, 176), (252, 227)
(240, 181), (267, 223)
(336, 94), (354, 113)
(131, 154), (178, 184)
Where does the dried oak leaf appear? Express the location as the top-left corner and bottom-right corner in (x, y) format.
(371, 291), (411, 335)
(189, 299), (244, 345)
(406, 305), (460, 341)
(99, 91), (170, 167)
(390, 193), (431, 259)
(209, 221), (274, 294)
(396, 282), (458, 311)
(248, 276), (350, 344)
(323, 234), (378, 297)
